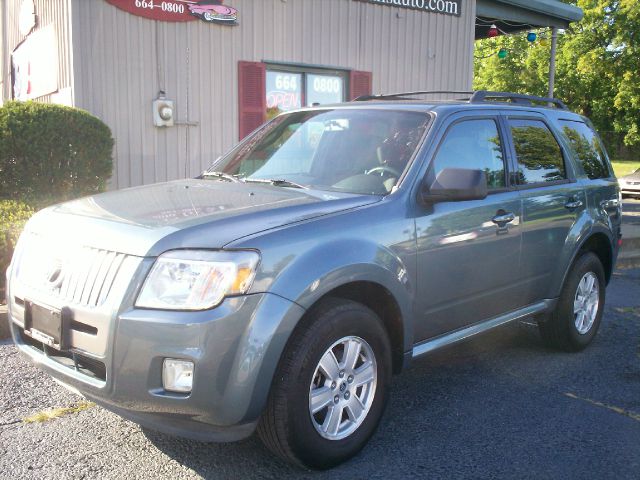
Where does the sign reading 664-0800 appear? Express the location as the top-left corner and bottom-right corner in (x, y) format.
(105, 0), (239, 25)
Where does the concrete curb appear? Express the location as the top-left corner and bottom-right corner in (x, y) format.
(0, 305), (10, 341)
(618, 236), (640, 268)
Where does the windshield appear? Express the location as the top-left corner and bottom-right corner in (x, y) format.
(209, 109), (430, 195)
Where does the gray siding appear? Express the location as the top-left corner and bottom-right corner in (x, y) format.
(11, 0), (475, 190)
(1, 0), (74, 104)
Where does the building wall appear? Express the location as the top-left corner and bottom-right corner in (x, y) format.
(1, 0), (74, 104)
(53, 0), (473, 190)
(72, 0), (476, 190)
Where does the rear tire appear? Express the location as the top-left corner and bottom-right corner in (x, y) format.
(257, 297), (392, 469)
(538, 252), (605, 352)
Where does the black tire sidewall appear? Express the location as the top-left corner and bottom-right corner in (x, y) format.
(284, 301), (392, 469)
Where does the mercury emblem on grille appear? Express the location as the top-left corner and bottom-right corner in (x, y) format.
(44, 258), (65, 290)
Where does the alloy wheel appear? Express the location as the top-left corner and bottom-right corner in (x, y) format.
(574, 271), (600, 334)
(308, 336), (377, 441)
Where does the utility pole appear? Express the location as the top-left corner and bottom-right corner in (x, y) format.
(548, 27), (558, 99)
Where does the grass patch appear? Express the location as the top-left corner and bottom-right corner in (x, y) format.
(615, 306), (640, 317)
(611, 159), (640, 177)
(23, 401), (95, 423)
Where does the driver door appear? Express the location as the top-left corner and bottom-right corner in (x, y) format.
(414, 115), (524, 342)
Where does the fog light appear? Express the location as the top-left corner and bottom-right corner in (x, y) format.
(163, 359), (194, 393)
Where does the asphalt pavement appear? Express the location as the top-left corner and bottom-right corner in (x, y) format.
(1, 264), (639, 479)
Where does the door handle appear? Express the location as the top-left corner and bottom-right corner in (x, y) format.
(492, 212), (515, 225)
(565, 198), (584, 209)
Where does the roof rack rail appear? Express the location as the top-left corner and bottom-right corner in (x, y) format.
(354, 90), (474, 101)
(353, 89), (569, 110)
(470, 90), (568, 110)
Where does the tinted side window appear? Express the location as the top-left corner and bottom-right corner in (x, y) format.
(559, 120), (610, 179)
(509, 119), (565, 184)
(432, 119), (505, 189)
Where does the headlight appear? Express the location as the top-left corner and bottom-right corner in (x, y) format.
(136, 250), (260, 311)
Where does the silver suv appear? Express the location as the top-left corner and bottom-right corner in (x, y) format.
(6, 91), (622, 468)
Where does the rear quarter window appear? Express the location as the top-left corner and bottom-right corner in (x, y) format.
(558, 120), (611, 179)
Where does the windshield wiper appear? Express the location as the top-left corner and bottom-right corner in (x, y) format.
(244, 178), (309, 189)
(200, 171), (242, 183)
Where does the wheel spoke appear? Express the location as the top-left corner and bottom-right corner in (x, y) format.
(319, 350), (340, 382)
(345, 396), (365, 421)
(585, 275), (595, 295)
(573, 298), (583, 314)
(578, 310), (587, 332)
(322, 405), (343, 436)
(310, 386), (334, 414)
(342, 339), (362, 371)
(353, 361), (375, 387)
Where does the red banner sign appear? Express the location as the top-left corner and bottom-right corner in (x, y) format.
(105, 0), (238, 25)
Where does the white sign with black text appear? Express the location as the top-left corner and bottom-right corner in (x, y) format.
(354, 0), (461, 17)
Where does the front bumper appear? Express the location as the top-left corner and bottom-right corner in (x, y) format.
(8, 291), (306, 442)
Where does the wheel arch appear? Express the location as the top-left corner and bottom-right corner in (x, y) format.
(578, 232), (614, 284)
(312, 281), (405, 374)
(559, 229), (614, 293)
(245, 280), (408, 424)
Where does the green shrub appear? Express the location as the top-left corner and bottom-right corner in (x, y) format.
(1, 200), (35, 296)
(0, 101), (114, 203)
(0, 101), (113, 297)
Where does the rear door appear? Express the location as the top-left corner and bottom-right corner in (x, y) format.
(557, 118), (622, 263)
(505, 114), (586, 304)
(414, 113), (523, 341)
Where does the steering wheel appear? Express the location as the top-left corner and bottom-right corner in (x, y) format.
(365, 165), (401, 178)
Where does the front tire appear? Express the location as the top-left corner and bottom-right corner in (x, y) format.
(257, 298), (392, 469)
(538, 252), (606, 352)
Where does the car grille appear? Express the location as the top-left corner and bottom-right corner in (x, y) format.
(14, 233), (128, 308)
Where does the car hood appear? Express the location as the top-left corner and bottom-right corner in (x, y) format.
(24, 180), (380, 257)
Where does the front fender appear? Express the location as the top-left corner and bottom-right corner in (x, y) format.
(264, 238), (415, 353)
(233, 238), (415, 422)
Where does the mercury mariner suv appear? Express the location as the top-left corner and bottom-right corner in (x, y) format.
(6, 91), (622, 469)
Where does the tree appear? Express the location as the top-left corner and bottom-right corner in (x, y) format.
(474, 1), (640, 156)
(612, 0), (640, 147)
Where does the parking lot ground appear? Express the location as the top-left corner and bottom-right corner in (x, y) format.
(1, 271), (639, 479)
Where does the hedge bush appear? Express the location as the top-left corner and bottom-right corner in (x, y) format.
(0, 101), (114, 297)
(0, 101), (114, 203)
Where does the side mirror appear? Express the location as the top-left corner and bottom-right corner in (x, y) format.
(420, 168), (488, 204)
